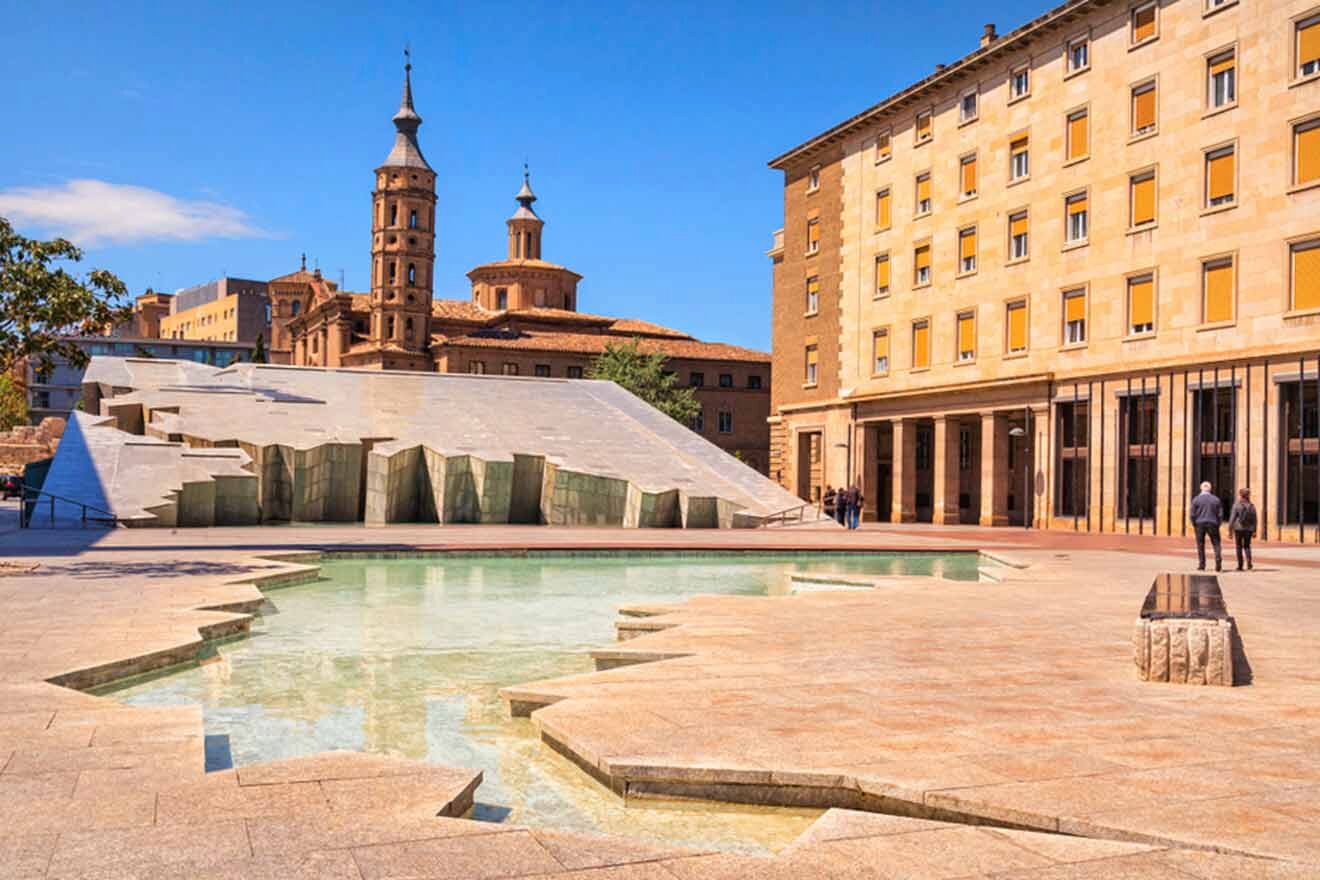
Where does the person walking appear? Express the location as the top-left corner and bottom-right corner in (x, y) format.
(847, 483), (863, 530)
(822, 485), (836, 523)
(1190, 481), (1224, 572)
(1228, 487), (1257, 572)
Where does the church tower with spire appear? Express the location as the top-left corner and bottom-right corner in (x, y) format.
(507, 165), (543, 261)
(369, 50), (436, 369)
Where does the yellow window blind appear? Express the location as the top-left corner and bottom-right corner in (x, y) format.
(914, 244), (931, 272)
(916, 175), (931, 203)
(1297, 123), (1320, 185)
(960, 229), (977, 261)
(1010, 213), (1028, 238)
(961, 156), (977, 194)
(872, 332), (889, 371)
(1011, 136), (1028, 158)
(1132, 175), (1156, 226)
(808, 220), (821, 246)
(807, 277), (820, 296)
(1132, 4), (1156, 42)
(876, 191), (891, 228)
(1067, 193), (1088, 217)
(913, 323), (930, 367)
(916, 113), (931, 140)
(1208, 149), (1235, 202)
(1204, 261), (1233, 323)
(875, 255), (890, 290)
(957, 314), (975, 356)
(1133, 85), (1156, 131)
(1065, 293), (1086, 323)
(1008, 303), (1027, 351)
(1294, 244), (1320, 311)
(876, 132), (892, 160)
(1209, 54), (1234, 78)
(1129, 277), (1154, 329)
(1067, 112), (1088, 159)
(1301, 19), (1320, 70)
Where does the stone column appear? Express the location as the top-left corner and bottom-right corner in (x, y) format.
(1029, 404), (1049, 529)
(932, 416), (961, 525)
(891, 418), (917, 523)
(861, 424), (880, 518)
(980, 411), (1010, 527)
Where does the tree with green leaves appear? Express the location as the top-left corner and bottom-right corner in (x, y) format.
(0, 373), (26, 432)
(0, 217), (131, 378)
(586, 338), (700, 425)
(251, 332), (267, 364)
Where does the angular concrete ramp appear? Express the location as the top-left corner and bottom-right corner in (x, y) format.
(50, 358), (808, 528)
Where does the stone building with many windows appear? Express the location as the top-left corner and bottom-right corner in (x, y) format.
(768, 0), (1320, 539)
(282, 58), (772, 471)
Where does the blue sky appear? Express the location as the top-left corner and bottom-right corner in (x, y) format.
(1, 0), (1048, 351)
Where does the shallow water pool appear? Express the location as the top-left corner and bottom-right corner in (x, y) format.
(104, 551), (978, 853)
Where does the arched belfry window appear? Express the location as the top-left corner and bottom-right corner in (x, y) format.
(405, 317), (415, 340)
(409, 209), (418, 229)
(389, 204), (398, 226)
(388, 262), (397, 281)
(386, 316), (395, 338)
(407, 263), (416, 285)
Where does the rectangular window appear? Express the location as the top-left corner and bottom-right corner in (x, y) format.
(718, 411), (733, 434)
(1063, 289), (1087, 344)
(469, 361), (486, 374)
(1010, 135), (1029, 181)
(959, 154), (977, 198)
(912, 321), (930, 369)
(1295, 118), (1320, 187)
(1130, 170), (1156, 227)
(960, 90), (978, 123)
(1279, 379), (1320, 525)
(1207, 50), (1236, 109)
(807, 218), (820, 254)
(915, 110), (932, 143)
(805, 345), (818, 385)
(1292, 239), (1320, 311)
(1009, 211), (1029, 260)
(534, 364), (551, 377)
(956, 311), (976, 362)
(1203, 257), (1235, 323)
(1065, 192), (1089, 243)
(875, 189), (891, 229)
(1066, 109), (1089, 161)
(1055, 400), (1090, 517)
(1205, 144), (1236, 207)
(566, 365), (583, 379)
(1128, 274), (1155, 334)
(913, 243), (931, 286)
(502, 362), (519, 375)
(1131, 81), (1157, 136)
(691, 408), (704, 432)
(958, 226), (977, 274)
(806, 276), (820, 314)
(1007, 300), (1028, 353)
(808, 165), (821, 191)
(872, 329), (890, 375)
(719, 373), (733, 388)
(1010, 64), (1030, 99)
(1298, 14), (1320, 78)
(690, 372), (705, 387)
(747, 375), (762, 390)
(915, 173), (932, 215)
(874, 253), (891, 297)
(1131, 1), (1157, 44)
(875, 130), (892, 162)
(1067, 35), (1089, 73)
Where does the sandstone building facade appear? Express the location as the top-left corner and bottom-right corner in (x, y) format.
(281, 59), (772, 471)
(768, 0), (1320, 539)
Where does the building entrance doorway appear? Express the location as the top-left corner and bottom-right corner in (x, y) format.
(796, 430), (823, 505)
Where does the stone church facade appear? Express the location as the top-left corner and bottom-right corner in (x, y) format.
(278, 60), (771, 472)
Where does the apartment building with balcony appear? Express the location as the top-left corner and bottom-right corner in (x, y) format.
(767, 0), (1320, 540)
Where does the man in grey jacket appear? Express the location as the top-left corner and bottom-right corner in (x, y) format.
(1190, 481), (1224, 572)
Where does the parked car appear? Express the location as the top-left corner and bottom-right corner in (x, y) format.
(0, 475), (22, 500)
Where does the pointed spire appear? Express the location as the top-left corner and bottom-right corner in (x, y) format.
(515, 162), (537, 208)
(381, 47), (432, 170)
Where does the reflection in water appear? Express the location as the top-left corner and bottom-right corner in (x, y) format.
(107, 552), (977, 853)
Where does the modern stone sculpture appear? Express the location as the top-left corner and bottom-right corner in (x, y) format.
(40, 357), (808, 529)
(1133, 573), (1235, 686)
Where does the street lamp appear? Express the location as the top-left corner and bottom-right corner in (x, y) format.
(1009, 424), (1030, 530)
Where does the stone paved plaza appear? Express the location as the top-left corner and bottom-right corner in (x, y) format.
(1, 521), (1319, 878)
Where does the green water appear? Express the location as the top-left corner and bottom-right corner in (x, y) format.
(107, 551), (978, 853)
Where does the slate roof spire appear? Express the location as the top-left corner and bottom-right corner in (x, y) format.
(382, 47), (432, 171)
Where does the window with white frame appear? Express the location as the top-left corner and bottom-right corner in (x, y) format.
(1067, 35), (1089, 73)
(1009, 211), (1029, 260)
(1208, 50), (1236, 109)
(1063, 289), (1087, 344)
(1065, 192), (1089, 243)
(1010, 64), (1030, 99)
(805, 276), (819, 314)
(1300, 14), (1320, 78)
(717, 411), (733, 434)
(1010, 135), (1029, 181)
(960, 90), (978, 123)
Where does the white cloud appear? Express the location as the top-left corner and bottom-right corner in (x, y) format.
(0, 179), (269, 246)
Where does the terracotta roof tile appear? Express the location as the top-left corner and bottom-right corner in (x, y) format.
(435, 329), (768, 363)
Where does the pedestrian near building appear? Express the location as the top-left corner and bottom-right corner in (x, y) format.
(1228, 487), (1257, 572)
(1190, 481), (1224, 572)
(822, 486), (836, 522)
(846, 484), (863, 530)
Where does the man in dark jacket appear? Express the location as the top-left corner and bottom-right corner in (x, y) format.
(1190, 481), (1224, 572)
(1227, 487), (1257, 572)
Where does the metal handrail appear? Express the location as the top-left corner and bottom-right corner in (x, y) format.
(16, 483), (121, 529)
(758, 501), (816, 528)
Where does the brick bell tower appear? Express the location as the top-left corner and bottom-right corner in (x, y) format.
(370, 49), (436, 368)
